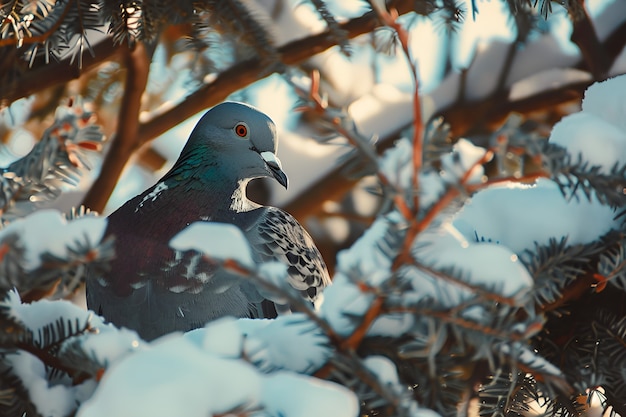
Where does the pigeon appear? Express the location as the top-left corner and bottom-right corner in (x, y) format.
(86, 102), (331, 341)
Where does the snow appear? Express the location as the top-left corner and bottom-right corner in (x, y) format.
(453, 179), (618, 254)
(581, 75), (626, 134)
(549, 112), (626, 172)
(451, 76), (626, 257)
(321, 273), (376, 336)
(76, 319), (144, 366)
(78, 332), (356, 417)
(464, 40), (510, 101)
(335, 211), (401, 286)
(0, 209), (107, 271)
(2, 291), (142, 417)
(261, 372), (359, 417)
(379, 138), (415, 189)
(308, 48), (376, 108)
(509, 68), (592, 102)
(368, 313), (415, 338)
(505, 33), (580, 88)
(239, 314), (331, 374)
(7, 351), (81, 417)
(192, 316), (244, 358)
(169, 221), (255, 269)
(185, 314), (330, 374)
(349, 84), (413, 139)
(364, 356), (402, 393)
(3, 290), (91, 331)
(78, 335), (264, 417)
(380, 137), (485, 210)
(324, 76), (626, 342)
(449, 76), (626, 291)
(417, 225), (534, 299)
(440, 139), (487, 185)
(379, 138), (447, 208)
(498, 343), (562, 378)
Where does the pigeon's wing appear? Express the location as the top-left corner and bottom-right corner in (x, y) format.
(245, 206), (331, 307)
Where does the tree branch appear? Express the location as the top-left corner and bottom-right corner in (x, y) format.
(81, 43), (151, 212)
(0, 0), (73, 47)
(135, 3), (413, 145)
(0, 37), (122, 104)
(569, 1), (610, 80)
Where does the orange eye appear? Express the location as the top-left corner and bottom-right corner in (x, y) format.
(234, 123), (248, 137)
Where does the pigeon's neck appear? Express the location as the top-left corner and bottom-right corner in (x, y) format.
(160, 152), (255, 214)
(228, 179), (256, 213)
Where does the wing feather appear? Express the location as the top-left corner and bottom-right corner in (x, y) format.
(246, 207), (331, 303)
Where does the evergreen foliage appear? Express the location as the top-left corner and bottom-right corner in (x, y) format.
(0, 0), (625, 416)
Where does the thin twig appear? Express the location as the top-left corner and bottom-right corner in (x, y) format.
(409, 261), (520, 307)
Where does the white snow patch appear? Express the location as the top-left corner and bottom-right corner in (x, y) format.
(335, 211), (403, 286)
(417, 224), (534, 299)
(78, 336), (263, 417)
(185, 315), (330, 374)
(349, 84), (413, 139)
(321, 274), (375, 337)
(5, 291), (143, 373)
(238, 314), (331, 374)
(7, 351), (79, 417)
(0, 209), (107, 271)
(505, 33), (580, 87)
(581, 75), (626, 134)
(77, 322), (144, 366)
(453, 179), (618, 254)
(440, 138), (487, 185)
(379, 138), (447, 206)
(549, 112), (626, 172)
(509, 68), (592, 102)
(195, 316), (243, 358)
(364, 356), (402, 393)
(1, 293), (144, 417)
(498, 343), (562, 377)
(4, 290), (91, 331)
(78, 333), (355, 417)
(368, 313), (415, 338)
(169, 222), (255, 269)
(464, 40), (510, 100)
(261, 372), (359, 417)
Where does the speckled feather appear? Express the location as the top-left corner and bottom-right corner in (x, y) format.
(86, 102), (331, 340)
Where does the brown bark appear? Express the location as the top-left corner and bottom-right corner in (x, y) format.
(569, 0), (610, 80)
(81, 43), (151, 212)
(0, 38), (122, 104)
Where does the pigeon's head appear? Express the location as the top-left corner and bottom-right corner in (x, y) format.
(185, 102), (288, 188)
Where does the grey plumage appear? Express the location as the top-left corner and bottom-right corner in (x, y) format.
(86, 102), (330, 340)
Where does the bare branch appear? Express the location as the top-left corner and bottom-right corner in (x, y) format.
(81, 43), (151, 212)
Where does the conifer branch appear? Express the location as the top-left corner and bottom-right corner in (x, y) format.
(0, 0), (73, 48)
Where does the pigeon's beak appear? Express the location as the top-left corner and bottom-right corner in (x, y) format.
(260, 151), (288, 189)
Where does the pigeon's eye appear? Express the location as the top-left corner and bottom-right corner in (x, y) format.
(234, 122), (249, 138)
